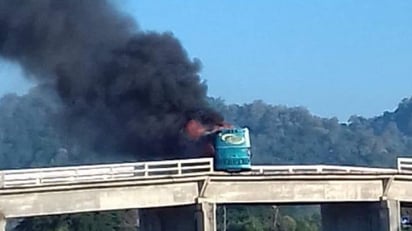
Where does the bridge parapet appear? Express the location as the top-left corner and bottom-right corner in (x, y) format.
(250, 165), (398, 175)
(0, 158), (407, 189)
(0, 158), (213, 188)
(398, 157), (412, 173)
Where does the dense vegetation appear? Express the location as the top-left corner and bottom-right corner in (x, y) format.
(2, 88), (412, 230)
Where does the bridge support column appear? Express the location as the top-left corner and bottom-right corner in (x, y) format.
(0, 213), (5, 231)
(321, 201), (400, 231)
(379, 200), (401, 231)
(195, 202), (216, 231)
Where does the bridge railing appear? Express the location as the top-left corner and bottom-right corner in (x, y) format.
(1, 158), (406, 189)
(250, 165), (398, 174)
(398, 157), (412, 173)
(0, 158), (214, 188)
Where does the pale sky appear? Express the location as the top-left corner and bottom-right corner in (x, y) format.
(1, 0), (412, 121)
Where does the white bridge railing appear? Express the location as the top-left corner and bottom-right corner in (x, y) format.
(398, 157), (412, 173)
(0, 158), (213, 188)
(250, 165), (398, 174)
(1, 157), (412, 189)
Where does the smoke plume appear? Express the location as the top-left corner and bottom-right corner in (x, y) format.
(0, 0), (223, 159)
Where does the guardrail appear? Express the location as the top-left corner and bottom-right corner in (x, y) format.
(0, 158), (214, 188)
(398, 157), (412, 173)
(0, 158), (408, 189)
(251, 165), (398, 174)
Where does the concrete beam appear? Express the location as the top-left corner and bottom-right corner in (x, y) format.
(387, 180), (412, 202)
(0, 182), (199, 218)
(203, 180), (383, 203)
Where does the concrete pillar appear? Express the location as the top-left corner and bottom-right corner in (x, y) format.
(321, 201), (400, 231)
(195, 202), (216, 231)
(379, 200), (401, 231)
(0, 213), (5, 231)
(139, 203), (216, 231)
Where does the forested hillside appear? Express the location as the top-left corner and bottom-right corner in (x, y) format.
(2, 89), (412, 230)
(210, 97), (412, 168)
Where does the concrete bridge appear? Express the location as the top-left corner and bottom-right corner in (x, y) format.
(2, 157), (412, 231)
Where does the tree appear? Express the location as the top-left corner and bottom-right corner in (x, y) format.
(15, 211), (138, 231)
(278, 216), (297, 231)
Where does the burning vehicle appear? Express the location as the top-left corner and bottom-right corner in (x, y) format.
(184, 119), (252, 172)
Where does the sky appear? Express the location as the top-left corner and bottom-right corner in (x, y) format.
(1, 0), (412, 121)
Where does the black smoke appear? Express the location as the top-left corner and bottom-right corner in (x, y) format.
(0, 0), (223, 160)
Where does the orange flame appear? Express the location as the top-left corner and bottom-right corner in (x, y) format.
(184, 120), (233, 140)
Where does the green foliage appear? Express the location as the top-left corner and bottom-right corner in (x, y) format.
(294, 213), (321, 231)
(0, 91), (62, 169)
(216, 205), (319, 231)
(220, 205), (276, 230)
(279, 216), (297, 231)
(14, 211), (137, 231)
